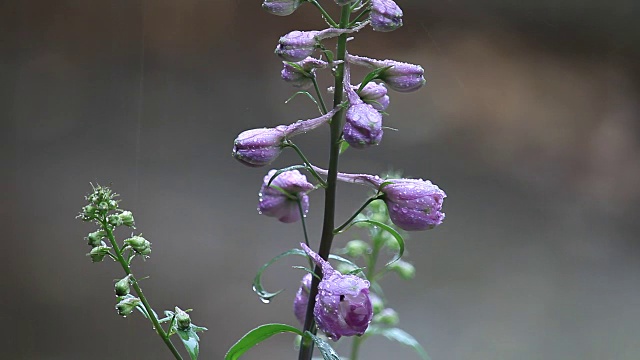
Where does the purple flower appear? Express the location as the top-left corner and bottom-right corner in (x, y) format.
(262, 0), (302, 16)
(258, 169), (314, 223)
(293, 273), (312, 324)
(233, 108), (338, 167)
(275, 26), (367, 62)
(343, 63), (384, 149)
(281, 57), (328, 89)
(347, 54), (426, 93)
(380, 179), (446, 230)
(357, 82), (389, 111)
(310, 166), (446, 231)
(370, 0), (403, 32)
(300, 243), (373, 341)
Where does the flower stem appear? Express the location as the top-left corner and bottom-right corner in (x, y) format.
(333, 196), (382, 234)
(101, 220), (183, 360)
(312, 76), (328, 115)
(297, 5), (353, 360)
(307, 0), (338, 27)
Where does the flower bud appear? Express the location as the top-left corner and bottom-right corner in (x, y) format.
(310, 167), (446, 231)
(381, 179), (446, 231)
(276, 28), (362, 62)
(344, 240), (370, 258)
(358, 82), (390, 111)
(232, 127), (287, 167)
(233, 108), (338, 167)
(124, 235), (152, 256)
(80, 204), (98, 221)
(301, 243), (373, 341)
(107, 214), (123, 227)
(86, 230), (106, 247)
(262, 0), (301, 16)
(388, 260), (415, 279)
(293, 273), (312, 325)
(373, 308), (399, 326)
(115, 296), (141, 316)
(118, 211), (135, 227)
(343, 64), (383, 149)
(259, 169), (314, 223)
(370, 0), (403, 32)
(115, 275), (132, 296)
(174, 307), (191, 330)
(347, 54), (426, 92)
(281, 57), (328, 89)
(87, 245), (111, 263)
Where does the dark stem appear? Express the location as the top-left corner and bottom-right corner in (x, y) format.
(101, 220), (184, 360)
(297, 5), (352, 360)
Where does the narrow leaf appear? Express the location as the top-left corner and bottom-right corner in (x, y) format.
(177, 328), (200, 360)
(366, 326), (430, 360)
(351, 219), (405, 266)
(304, 332), (341, 360)
(225, 324), (303, 360)
(357, 66), (393, 91)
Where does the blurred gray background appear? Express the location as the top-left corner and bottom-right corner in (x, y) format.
(3, 0), (640, 359)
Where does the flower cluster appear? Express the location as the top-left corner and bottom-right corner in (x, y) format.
(229, 0), (447, 357)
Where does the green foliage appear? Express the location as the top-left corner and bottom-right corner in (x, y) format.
(225, 324), (302, 360)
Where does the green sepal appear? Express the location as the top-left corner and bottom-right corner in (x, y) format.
(253, 249), (364, 303)
(225, 324), (302, 360)
(304, 331), (341, 360)
(365, 326), (430, 360)
(339, 140), (350, 155)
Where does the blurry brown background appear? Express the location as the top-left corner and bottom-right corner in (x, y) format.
(3, 0), (640, 359)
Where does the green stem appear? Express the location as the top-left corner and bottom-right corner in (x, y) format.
(297, 200), (314, 269)
(312, 75), (328, 115)
(284, 141), (327, 188)
(101, 220), (183, 360)
(307, 0), (338, 27)
(333, 196), (382, 234)
(298, 5), (353, 360)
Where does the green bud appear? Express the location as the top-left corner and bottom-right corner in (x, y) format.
(344, 240), (370, 258)
(389, 260), (415, 280)
(118, 211), (135, 227)
(87, 193), (100, 204)
(174, 307), (191, 331)
(98, 201), (109, 211)
(87, 245), (111, 263)
(115, 275), (132, 296)
(373, 308), (399, 326)
(124, 235), (151, 256)
(107, 214), (123, 227)
(108, 199), (118, 210)
(86, 230), (106, 247)
(384, 234), (401, 252)
(115, 296), (141, 316)
(80, 204), (98, 221)
(370, 293), (384, 314)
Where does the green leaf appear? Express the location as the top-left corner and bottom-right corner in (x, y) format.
(351, 219), (405, 266)
(177, 328), (201, 360)
(357, 66), (393, 92)
(253, 248), (306, 302)
(339, 141), (350, 155)
(225, 324), (303, 360)
(253, 249), (365, 302)
(366, 326), (430, 360)
(304, 332), (341, 360)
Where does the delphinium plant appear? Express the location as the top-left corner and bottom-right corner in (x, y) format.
(78, 184), (207, 360)
(228, 1), (446, 359)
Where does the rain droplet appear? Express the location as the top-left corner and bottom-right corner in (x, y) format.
(260, 298), (271, 304)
